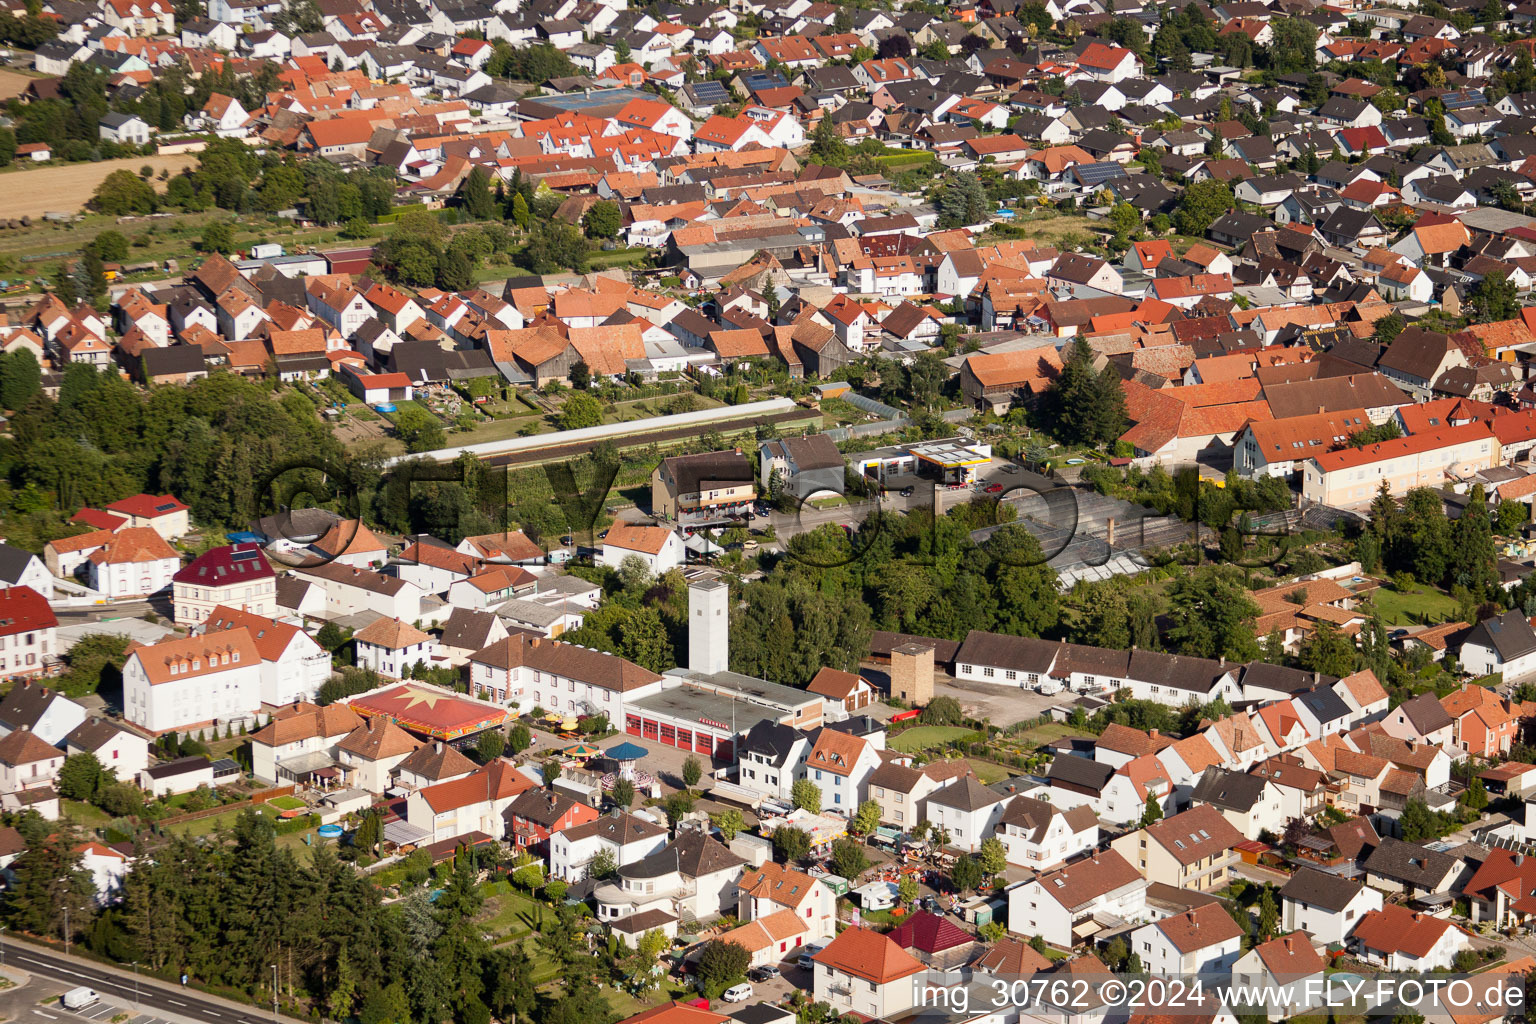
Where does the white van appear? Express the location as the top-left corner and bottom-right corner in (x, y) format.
(1035, 679), (1063, 695)
(722, 983), (754, 1003)
(63, 988), (99, 1010)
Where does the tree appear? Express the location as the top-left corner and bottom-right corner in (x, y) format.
(1298, 621), (1356, 677)
(57, 752), (107, 801)
(897, 874), (919, 905)
(772, 825), (811, 863)
(1140, 792), (1164, 826)
(0, 349), (41, 412)
(1470, 270), (1520, 324)
(476, 730), (506, 763)
(1045, 337), (1126, 447)
(582, 200), (620, 239)
(830, 838), (869, 880)
(1165, 568), (1261, 660)
(697, 940), (750, 999)
(682, 755), (702, 789)
(510, 192), (530, 230)
(978, 836), (1007, 877)
(394, 405), (445, 453)
(508, 722), (532, 754)
(920, 696), (965, 726)
(200, 220), (236, 255)
(459, 166), (495, 220)
(852, 799), (881, 835)
(714, 809), (744, 842)
(1256, 886), (1278, 941)
(662, 790), (694, 825)
(949, 854), (982, 892)
(435, 249), (474, 292)
(588, 848), (617, 880)
(1464, 776), (1489, 812)
(938, 172), (989, 228)
(610, 778), (635, 809)
(808, 115), (849, 168)
(569, 360), (591, 390)
(91, 169), (157, 215)
(791, 778), (821, 813)
(86, 230), (129, 263)
(559, 391), (603, 430)
(543, 760), (563, 787)
(1399, 799), (1441, 842)
(1174, 179), (1234, 237)
(1373, 312), (1405, 345)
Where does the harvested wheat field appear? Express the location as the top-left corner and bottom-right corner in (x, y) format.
(0, 154), (200, 219)
(0, 69), (38, 100)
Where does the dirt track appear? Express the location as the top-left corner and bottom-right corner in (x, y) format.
(0, 154), (199, 219)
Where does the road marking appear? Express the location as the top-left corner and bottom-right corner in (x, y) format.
(167, 1000), (186, 1007)
(34, 1011), (57, 1019)
(206, 1012), (220, 1017)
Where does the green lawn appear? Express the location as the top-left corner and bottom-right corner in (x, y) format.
(268, 795), (306, 810)
(478, 888), (541, 940)
(1365, 583), (1461, 627)
(968, 761), (1017, 785)
(1011, 723), (1095, 749)
(890, 726), (980, 753)
(62, 799), (112, 827)
(163, 802), (281, 838)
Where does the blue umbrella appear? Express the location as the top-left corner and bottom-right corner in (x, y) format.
(605, 741), (648, 761)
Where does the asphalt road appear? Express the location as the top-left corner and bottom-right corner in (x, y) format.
(1, 941), (297, 1024)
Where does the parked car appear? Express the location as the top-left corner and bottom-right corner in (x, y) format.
(749, 966), (780, 981)
(899, 487), (914, 497)
(984, 483), (1003, 493)
(723, 984), (754, 1003)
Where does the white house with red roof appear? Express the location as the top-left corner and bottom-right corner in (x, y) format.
(123, 628), (264, 734)
(86, 526), (180, 599)
(1129, 903), (1243, 975)
(172, 543), (277, 625)
(1072, 41), (1141, 83)
(75, 842), (132, 904)
(737, 861), (837, 942)
(615, 97), (693, 141)
(0, 727), (66, 806)
(404, 759), (537, 843)
(1350, 904), (1470, 970)
(692, 114), (775, 152)
(811, 927), (926, 1018)
(1007, 849), (1149, 949)
(201, 605), (331, 706)
(353, 618), (437, 679)
(600, 523), (683, 573)
(1232, 934), (1327, 1021)
(190, 93), (253, 138)
(364, 283), (426, 334)
(105, 493), (190, 540)
(0, 588), (57, 680)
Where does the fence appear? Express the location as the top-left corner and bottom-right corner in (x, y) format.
(250, 785), (297, 805)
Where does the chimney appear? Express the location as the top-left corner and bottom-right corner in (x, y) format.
(530, 637), (541, 648)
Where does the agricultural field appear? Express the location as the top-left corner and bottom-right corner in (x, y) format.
(0, 153), (199, 218)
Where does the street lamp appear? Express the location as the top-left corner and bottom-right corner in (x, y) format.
(271, 964), (278, 1024)
(132, 962), (139, 1010)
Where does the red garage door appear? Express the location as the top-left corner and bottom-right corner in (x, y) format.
(642, 719), (658, 740)
(694, 733), (713, 755)
(676, 729), (692, 750)
(714, 740), (733, 761)
(626, 715), (641, 736)
(660, 724), (676, 746)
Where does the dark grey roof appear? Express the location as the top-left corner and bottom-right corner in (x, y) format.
(620, 829), (745, 880)
(1398, 692), (1455, 735)
(0, 543), (38, 586)
(1295, 685), (1351, 724)
(142, 345), (208, 377)
(1279, 866), (1365, 912)
(1363, 837), (1459, 888)
(1191, 766), (1268, 812)
(927, 775), (1004, 813)
(738, 720), (805, 767)
(1046, 754), (1113, 790)
(955, 630), (1060, 674)
(143, 756), (211, 779)
(437, 607), (502, 651)
(0, 683), (69, 733)
(1461, 610), (1536, 664)
(1238, 662), (1335, 696)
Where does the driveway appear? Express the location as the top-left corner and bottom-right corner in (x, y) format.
(860, 664), (1061, 728)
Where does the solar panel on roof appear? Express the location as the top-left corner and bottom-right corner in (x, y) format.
(155, 502), (178, 512)
(231, 551), (259, 562)
(1073, 162), (1128, 185)
(690, 81), (728, 103)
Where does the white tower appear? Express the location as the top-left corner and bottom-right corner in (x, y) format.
(689, 577), (730, 676)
